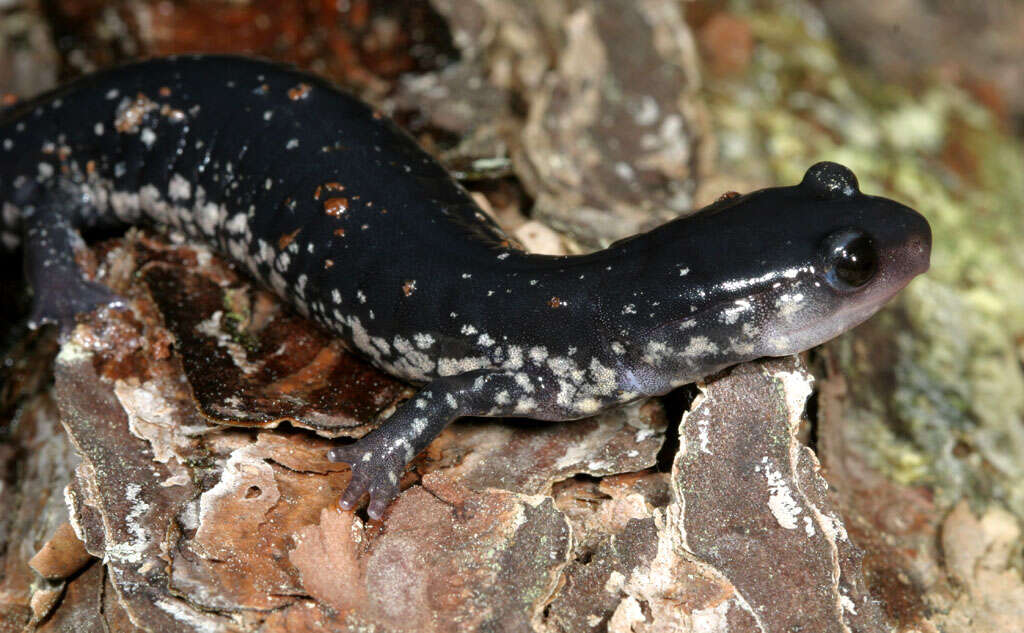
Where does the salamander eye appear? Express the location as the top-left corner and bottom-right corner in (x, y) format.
(820, 229), (878, 291)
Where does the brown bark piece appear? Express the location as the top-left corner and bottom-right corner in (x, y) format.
(35, 562), (106, 633)
(171, 436), (353, 613)
(136, 239), (408, 436)
(289, 508), (366, 612)
(674, 357), (887, 632)
(0, 390), (78, 630)
(289, 477), (571, 632)
(28, 522), (93, 580)
(514, 0), (709, 246)
(54, 343), (238, 633)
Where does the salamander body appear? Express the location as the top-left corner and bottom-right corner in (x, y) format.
(0, 56), (931, 518)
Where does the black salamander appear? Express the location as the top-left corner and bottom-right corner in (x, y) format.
(0, 56), (931, 519)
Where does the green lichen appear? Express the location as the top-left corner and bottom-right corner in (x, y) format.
(221, 287), (261, 352)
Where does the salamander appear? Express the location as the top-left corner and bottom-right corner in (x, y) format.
(0, 55), (931, 519)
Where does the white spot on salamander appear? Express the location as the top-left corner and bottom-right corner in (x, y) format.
(225, 213), (247, 234)
(413, 333), (435, 349)
(514, 373), (534, 393)
(436, 356), (489, 376)
(371, 337), (391, 356)
(643, 341), (669, 365)
(683, 336), (718, 357)
(504, 346), (524, 370)
(529, 346), (548, 364)
(514, 398), (536, 414)
(720, 299), (751, 325)
(197, 201), (226, 237)
(168, 173), (192, 201)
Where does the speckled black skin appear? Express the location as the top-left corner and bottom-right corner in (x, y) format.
(0, 56), (931, 518)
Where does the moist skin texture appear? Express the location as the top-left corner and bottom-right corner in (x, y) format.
(0, 55), (932, 518)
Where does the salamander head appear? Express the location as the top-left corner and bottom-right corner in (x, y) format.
(720, 161), (932, 358)
(636, 161), (930, 387)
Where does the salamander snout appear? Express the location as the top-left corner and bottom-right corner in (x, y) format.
(903, 211), (932, 276)
(871, 199), (931, 289)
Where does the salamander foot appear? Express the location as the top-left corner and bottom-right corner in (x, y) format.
(328, 440), (405, 520)
(326, 369), (526, 519)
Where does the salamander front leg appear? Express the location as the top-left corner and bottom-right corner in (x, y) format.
(22, 207), (124, 338)
(327, 369), (526, 519)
